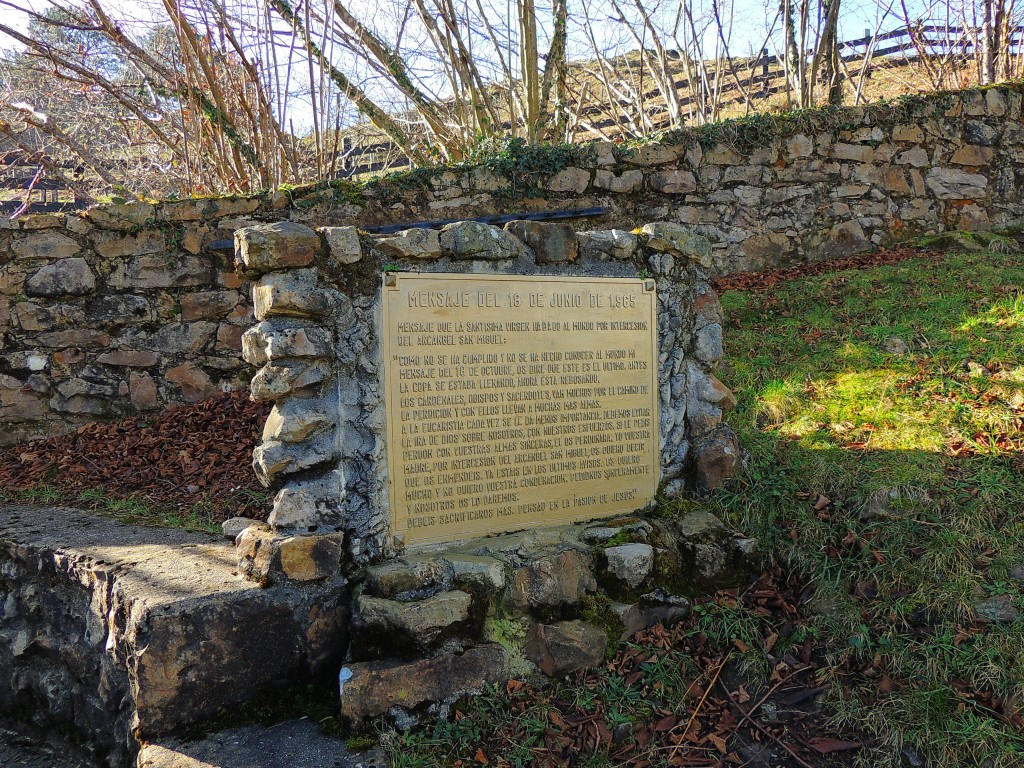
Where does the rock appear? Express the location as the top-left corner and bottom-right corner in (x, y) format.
(250, 360), (333, 401)
(786, 134), (814, 158)
(439, 221), (521, 260)
(694, 323), (724, 364)
(235, 222), (321, 272)
(525, 621), (607, 676)
(445, 554), (507, 595)
(252, 434), (337, 486)
(145, 322), (217, 355)
(641, 222), (713, 268)
(883, 336), (910, 355)
(374, 228), (442, 260)
(85, 201), (155, 229)
(11, 231), (80, 260)
(262, 398), (335, 443)
(110, 253), (211, 289)
(951, 145), (994, 166)
(235, 524), (279, 581)
(356, 590), (473, 649)
(25, 258), (95, 297)
(925, 167), (988, 199)
(166, 363), (217, 402)
(222, 517), (261, 540)
(179, 291), (238, 321)
(268, 471), (345, 531)
(648, 170), (697, 195)
(544, 167), (590, 193)
(605, 543), (655, 588)
(364, 557), (454, 599)
(321, 226), (362, 264)
(594, 169), (644, 193)
(614, 600), (690, 641)
(510, 550), (596, 609)
(339, 645), (509, 725)
(578, 230), (638, 261)
(242, 321), (333, 364)
(504, 220), (578, 263)
(253, 269), (339, 321)
(833, 143), (874, 163)
(277, 534), (344, 581)
(973, 594), (1020, 624)
(129, 372), (159, 410)
(693, 426), (740, 494)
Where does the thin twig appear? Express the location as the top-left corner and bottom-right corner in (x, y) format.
(666, 650), (731, 763)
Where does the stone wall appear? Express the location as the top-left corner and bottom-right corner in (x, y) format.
(4, 83), (1021, 446)
(0, 200), (261, 446)
(284, 83), (1024, 274)
(231, 218), (738, 574)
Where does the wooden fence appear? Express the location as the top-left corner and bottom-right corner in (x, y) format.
(333, 24), (1024, 180)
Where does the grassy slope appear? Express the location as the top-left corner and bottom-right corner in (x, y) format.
(390, 247), (1024, 768)
(705, 247), (1024, 766)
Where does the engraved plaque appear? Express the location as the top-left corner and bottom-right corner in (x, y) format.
(382, 273), (659, 547)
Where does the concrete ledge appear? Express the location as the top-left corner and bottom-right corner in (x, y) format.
(0, 505), (349, 768)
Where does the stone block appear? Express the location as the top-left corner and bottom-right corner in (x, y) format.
(263, 398), (335, 443)
(525, 621), (607, 677)
(605, 543), (655, 588)
(145, 322), (216, 355)
(641, 222), (712, 268)
(130, 371), (159, 410)
(925, 167), (988, 199)
(269, 471), (346, 531)
(242, 321), (333, 364)
(93, 230), (167, 258)
(510, 550), (596, 609)
(339, 645), (509, 725)
(24, 258), (95, 297)
(166, 362), (217, 403)
(693, 323), (723, 364)
(179, 290), (238, 321)
(578, 229), (638, 261)
(446, 554), (507, 595)
(110, 253), (211, 289)
(544, 167), (590, 193)
(594, 169), (644, 193)
(950, 145), (994, 166)
(504, 220), (578, 263)
(365, 557), (455, 599)
(356, 590), (473, 650)
(85, 202), (155, 230)
(322, 226), (362, 264)
(235, 222), (321, 272)
(278, 534), (344, 581)
(11, 231), (80, 260)
(896, 147), (929, 167)
(253, 269), (338, 321)
(694, 426), (740, 494)
(374, 228), (443, 260)
(216, 322), (245, 352)
(648, 170), (697, 194)
(250, 360), (333, 401)
(892, 124), (924, 142)
(36, 329), (110, 348)
(98, 350), (159, 368)
(440, 221), (521, 260)
(253, 434), (338, 487)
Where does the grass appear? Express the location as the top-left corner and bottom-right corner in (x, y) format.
(700, 246), (1024, 767)
(387, 245), (1024, 767)
(0, 483), (223, 533)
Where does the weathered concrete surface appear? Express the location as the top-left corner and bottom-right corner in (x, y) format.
(0, 505), (349, 768)
(137, 719), (384, 768)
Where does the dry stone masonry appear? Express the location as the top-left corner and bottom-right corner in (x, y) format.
(3, 84), (1023, 446)
(233, 217), (738, 581)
